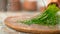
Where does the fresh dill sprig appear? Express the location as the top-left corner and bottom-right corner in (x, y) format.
(19, 4), (60, 26)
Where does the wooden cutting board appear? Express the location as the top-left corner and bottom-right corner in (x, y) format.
(4, 16), (60, 34)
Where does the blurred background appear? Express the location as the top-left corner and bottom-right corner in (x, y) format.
(0, 0), (60, 34)
(0, 0), (50, 11)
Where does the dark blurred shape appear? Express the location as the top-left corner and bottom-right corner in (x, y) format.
(7, 0), (21, 11)
(0, 0), (7, 11)
(57, 0), (60, 8)
(48, 2), (58, 7)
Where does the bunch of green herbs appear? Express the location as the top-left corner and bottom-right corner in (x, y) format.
(18, 4), (60, 26)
